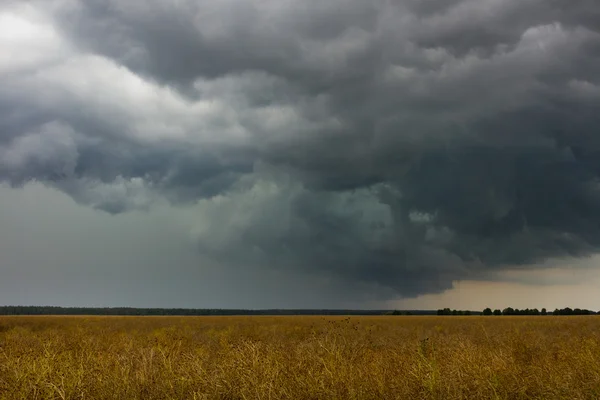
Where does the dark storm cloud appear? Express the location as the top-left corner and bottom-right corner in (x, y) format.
(2, 0), (600, 298)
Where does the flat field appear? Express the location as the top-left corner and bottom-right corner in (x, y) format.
(0, 315), (599, 399)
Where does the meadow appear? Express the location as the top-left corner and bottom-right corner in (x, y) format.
(0, 315), (599, 399)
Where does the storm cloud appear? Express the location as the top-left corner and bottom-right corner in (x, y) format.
(2, 0), (600, 299)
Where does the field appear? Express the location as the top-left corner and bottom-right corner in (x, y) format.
(1, 316), (599, 399)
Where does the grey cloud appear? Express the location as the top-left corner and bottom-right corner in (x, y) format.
(51, 0), (382, 87)
(2, 0), (600, 300)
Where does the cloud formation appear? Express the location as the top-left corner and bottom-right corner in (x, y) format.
(2, 0), (600, 298)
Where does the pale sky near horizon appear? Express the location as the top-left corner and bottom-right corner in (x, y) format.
(2, 183), (599, 310)
(2, 1), (600, 310)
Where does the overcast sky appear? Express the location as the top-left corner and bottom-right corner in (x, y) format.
(2, 0), (600, 310)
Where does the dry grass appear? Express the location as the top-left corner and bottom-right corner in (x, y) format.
(0, 315), (599, 399)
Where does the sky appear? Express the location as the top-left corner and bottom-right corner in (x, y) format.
(1, 0), (600, 310)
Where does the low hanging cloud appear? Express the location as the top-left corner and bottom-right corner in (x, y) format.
(2, 0), (600, 298)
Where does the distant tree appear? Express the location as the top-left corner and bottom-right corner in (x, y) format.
(464, 310), (472, 316)
(541, 308), (547, 316)
(483, 308), (493, 316)
(502, 307), (514, 316)
(493, 309), (502, 316)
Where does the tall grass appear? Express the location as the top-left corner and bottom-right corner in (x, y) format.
(1, 316), (599, 399)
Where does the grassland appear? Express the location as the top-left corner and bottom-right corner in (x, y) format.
(1, 315), (599, 399)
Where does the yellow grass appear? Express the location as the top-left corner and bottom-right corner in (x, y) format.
(0, 315), (599, 399)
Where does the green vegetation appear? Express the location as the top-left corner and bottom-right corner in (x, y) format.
(0, 306), (436, 316)
(480, 307), (597, 316)
(437, 308), (474, 315)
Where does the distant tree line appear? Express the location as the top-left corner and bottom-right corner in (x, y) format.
(481, 307), (598, 316)
(435, 307), (598, 316)
(1, 306), (596, 316)
(0, 306), (438, 316)
(386, 310), (413, 315)
(436, 308), (474, 315)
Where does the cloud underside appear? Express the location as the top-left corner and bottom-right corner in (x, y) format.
(2, 0), (600, 298)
